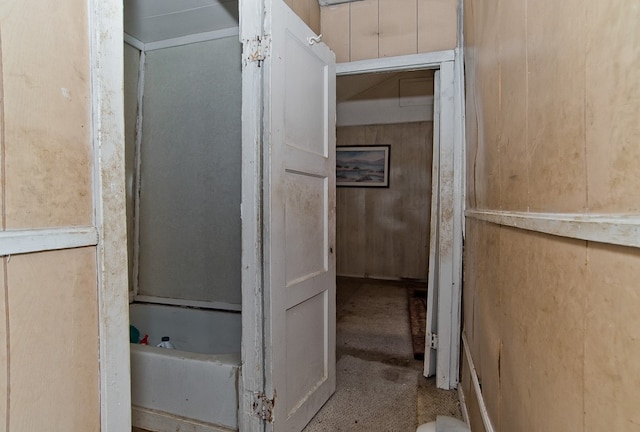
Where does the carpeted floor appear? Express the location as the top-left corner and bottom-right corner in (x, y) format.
(302, 277), (461, 431)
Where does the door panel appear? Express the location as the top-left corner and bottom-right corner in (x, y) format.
(264, 1), (336, 430)
(284, 36), (329, 156)
(284, 172), (327, 284)
(285, 291), (328, 414)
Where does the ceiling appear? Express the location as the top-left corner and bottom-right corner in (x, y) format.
(337, 70), (435, 102)
(124, 0), (239, 43)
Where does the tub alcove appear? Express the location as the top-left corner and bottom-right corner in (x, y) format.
(124, 1), (243, 431)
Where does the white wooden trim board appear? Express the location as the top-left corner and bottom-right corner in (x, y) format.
(336, 50), (455, 76)
(124, 28), (240, 52)
(466, 210), (640, 249)
(89, 0), (132, 430)
(0, 227), (97, 256)
(134, 295), (242, 312)
(457, 385), (471, 427)
(462, 331), (497, 432)
(434, 60), (458, 390)
(238, 1), (265, 431)
(124, 33), (145, 51)
(144, 28), (240, 51)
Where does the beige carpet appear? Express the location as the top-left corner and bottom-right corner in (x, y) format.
(303, 277), (461, 432)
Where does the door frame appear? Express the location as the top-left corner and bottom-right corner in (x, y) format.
(336, 49), (465, 390)
(89, 0), (132, 430)
(92, 4), (465, 429)
(238, 0), (267, 430)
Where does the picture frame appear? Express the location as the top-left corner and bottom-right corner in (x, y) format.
(336, 145), (390, 188)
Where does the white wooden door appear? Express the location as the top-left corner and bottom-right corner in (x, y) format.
(424, 70), (441, 378)
(263, 0), (337, 430)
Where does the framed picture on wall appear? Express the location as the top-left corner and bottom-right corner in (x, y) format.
(336, 145), (390, 188)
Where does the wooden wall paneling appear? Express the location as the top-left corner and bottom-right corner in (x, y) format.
(462, 0), (479, 210)
(0, 261), (6, 431)
(336, 123), (431, 280)
(321, 4), (350, 63)
(382, 124), (406, 278)
(417, 0), (458, 53)
(349, 0), (379, 61)
(320, 0), (458, 62)
(399, 122), (432, 278)
(498, 227), (532, 432)
(459, 353), (472, 419)
(526, 0), (587, 212)
(290, 0), (310, 28)
(463, 63), (478, 208)
(7, 248), (100, 431)
(460, 353), (486, 432)
(465, 222), (482, 359)
(378, 0), (418, 57)
(1, 1), (93, 229)
(584, 244), (640, 431)
(308, 0), (321, 35)
(361, 125), (388, 278)
(497, 0), (528, 211)
(474, 223), (501, 429)
(516, 233), (585, 430)
(284, 0), (321, 34)
(585, 1), (640, 213)
(473, 0), (501, 210)
(336, 187), (362, 276)
(462, 356), (489, 432)
(365, 188), (393, 277)
(462, 219), (478, 346)
(336, 127), (367, 276)
(464, 0), (640, 430)
(362, 125), (391, 277)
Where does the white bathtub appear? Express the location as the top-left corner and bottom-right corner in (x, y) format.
(129, 303), (241, 432)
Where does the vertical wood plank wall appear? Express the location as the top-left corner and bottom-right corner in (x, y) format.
(337, 122), (433, 280)
(462, 0), (640, 430)
(0, 1), (100, 431)
(284, 0), (321, 35)
(321, 0), (458, 62)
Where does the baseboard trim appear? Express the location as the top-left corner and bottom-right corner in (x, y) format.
(461, 332), (496, 432)
(457, 386), (471, 427)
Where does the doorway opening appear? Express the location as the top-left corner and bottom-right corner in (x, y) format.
(123, 1), (245, 431)
(332, 54), (465, 392)
(304, 68), (459, 430)
(303, 49), (465, 429)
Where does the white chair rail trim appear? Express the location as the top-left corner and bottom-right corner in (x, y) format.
(466, 209), (640, 249)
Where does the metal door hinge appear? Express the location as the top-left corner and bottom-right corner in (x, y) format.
(429, 333), (438, 350)
(243, 35), (271, 67)
(253, 392), (275, 422)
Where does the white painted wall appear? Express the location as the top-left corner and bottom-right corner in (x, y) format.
(133, 36), (243, 306)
